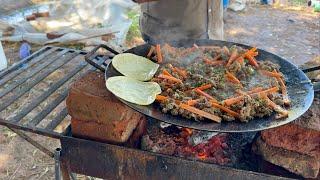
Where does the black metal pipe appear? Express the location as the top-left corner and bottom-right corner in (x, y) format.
(314, 81), (320, 93)
(9, 61), (87, 123)
(54, 148), (62, 180)
(0, 119), (63, 139)
(0, 46), (51, 79)
(0, 50), (74, 112)
(45, 108), (68, 131)
(301, 65), (320, 73)
(27, 90), (68, 127)
(8, 127), (54, 158)
(0, 47), (58, 87)
(0, 48), (66, 98)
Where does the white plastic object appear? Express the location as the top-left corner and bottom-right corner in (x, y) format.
(0, 41), (8, 71)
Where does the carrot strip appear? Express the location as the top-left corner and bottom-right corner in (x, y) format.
(250, 86), (279, 97)
(162, 69), (173, 77)
(246, 48), (258, 57)
(167, 64), (187, 78)
(226, 72), (241, 84)
(195, 89), (218, 103)
(246, 87), (264, 94)
(237, 87), (263, 95)
(229, 87), (264, 103)
(215, 61), (226, 66)
(276, 77), (291, 106)
(234, 47), (259, 67)
(180, 103), (221, 123)
(158, 74), (182, 83)
(259, 70), (283, 78)
(156, 95), (168, 101)
(203, 58), (224, 66)
(223, 96), (244, 106)
(237, 56), (245, 65)
(174, 67), (188, 78)
(181, 46), (199, 56)
(247, 47), (258, 55)
(204, 55), (222, 65)
(187, 99), (200, 106)
(186, 83), (211, 93)
(223, 86), (279, 106)
(261, 93), (288, 119)
(212, 54), (222, 61)
(236, 89), (247, 96)
(226, 49), (238, 66)
(245, 54), (259, 68)
(232, 47), (258, 67)
(211, 102), (240, 117)
(147, 46), (155, 59)
(203, 59), (225, 66)
(195, 84), (212, 91)
(203, 58), (213, 65)
(163, 43), (176, 54)
(156, 44), (163, 63)
(249, 51), (258, 56)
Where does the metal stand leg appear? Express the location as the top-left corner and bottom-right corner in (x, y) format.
(55, 148), (77, 180)
(7, 128), (76, 179)
(55, 148), (62, 180)
(57, 147), (77, 180)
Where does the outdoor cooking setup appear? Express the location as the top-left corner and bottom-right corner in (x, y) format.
(0, 39), (319, 179)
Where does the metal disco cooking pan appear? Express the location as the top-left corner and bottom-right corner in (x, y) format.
(85, 39), (316, 132)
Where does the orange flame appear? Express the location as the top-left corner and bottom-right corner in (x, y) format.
(183, 128), (193, 135)
(197, 152), (207, 160)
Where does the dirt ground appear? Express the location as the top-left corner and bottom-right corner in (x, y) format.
(224, 6), (320, 65)
(0, 5), (319, 180)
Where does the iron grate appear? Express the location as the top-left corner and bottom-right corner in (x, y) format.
(0, 46), (106, 139)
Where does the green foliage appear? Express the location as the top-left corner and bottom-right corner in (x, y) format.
(126, 9), (141, 42)
(287, 0), (308, 6)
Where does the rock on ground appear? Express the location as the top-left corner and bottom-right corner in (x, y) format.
(254, 137), (320, 178)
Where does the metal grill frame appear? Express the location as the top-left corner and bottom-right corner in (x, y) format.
(0, 45), (107, 162)
(0, 46), (107, 139)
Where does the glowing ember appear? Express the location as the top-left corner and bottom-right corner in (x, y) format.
(197, 152), (207, 160)
(142, 127), (230, 165)
(183, 128), (193, 135)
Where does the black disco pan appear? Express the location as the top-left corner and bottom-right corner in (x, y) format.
(85, 39), (318, 132)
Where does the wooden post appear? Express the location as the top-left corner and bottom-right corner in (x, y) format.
(208, 0), (224, 40)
